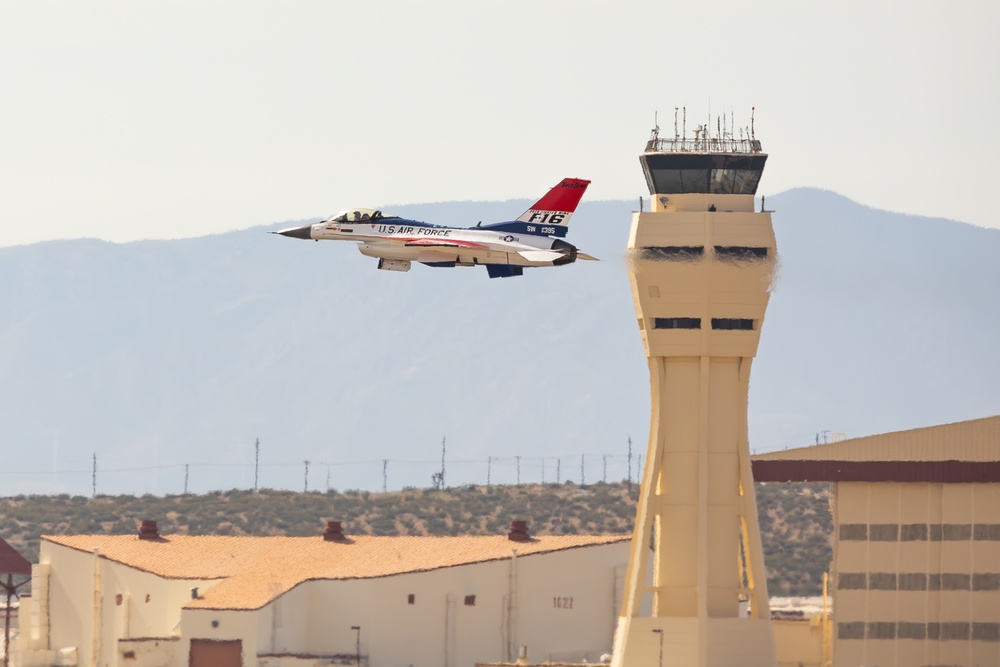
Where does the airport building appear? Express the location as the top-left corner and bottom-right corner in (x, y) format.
(753, 415), (1000, 667)
(11, 414), (999, 667)
(15, 521), (629, 667)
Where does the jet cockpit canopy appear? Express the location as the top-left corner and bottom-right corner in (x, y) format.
(330, 208), (386, 223)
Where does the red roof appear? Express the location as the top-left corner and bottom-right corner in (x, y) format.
(0, 537), (31, 576)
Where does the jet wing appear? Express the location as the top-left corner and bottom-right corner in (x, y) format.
(404, 238), (487, 249)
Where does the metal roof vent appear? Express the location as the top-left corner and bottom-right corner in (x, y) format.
(138, 520), (159, 540)
(323, 521), (346, 541)
(508, 520), (529, 542)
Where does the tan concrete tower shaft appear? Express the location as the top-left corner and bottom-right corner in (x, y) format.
(611, 130), (777, 667)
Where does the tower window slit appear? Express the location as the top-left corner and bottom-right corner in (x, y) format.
(653, 317), (702, 330)
(711, 318), (755, 330)
(714, 246), (768, 260)
(641, 246), (704, 260)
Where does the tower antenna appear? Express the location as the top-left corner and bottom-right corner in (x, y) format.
(751, 106), (756, 141)
(674, 107), (679, 140)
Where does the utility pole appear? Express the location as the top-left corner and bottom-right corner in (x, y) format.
(627, 435), (633, 494)
(383, 459), (388, 493)
(304, 460), (310, 493)
(541, 458), (546, 484)
(184, 464), (189, 495)
(92, 452), (96, 498)
(603, 455), (608, 483)
(350, 625), (361, 667)
(254, 438), (260, 492)
(556, 458), (561, 485)
(325, 463), (330, 492)
(440, 436), (446, 489)
(487, 456), (492, 487)
(581, 454), (586, 486)
(516, 456), (521, 485)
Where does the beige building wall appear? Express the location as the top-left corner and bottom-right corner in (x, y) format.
(20, 538), (628, 667)
(832, 481), (1000, 667)
(21, 541), (219, 667)
(753, 414), (1000, 667)
(772, 618), (827, 667)
(257, 543), (626, 667)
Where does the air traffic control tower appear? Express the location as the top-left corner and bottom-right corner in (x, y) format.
(611, 115), (777, 667)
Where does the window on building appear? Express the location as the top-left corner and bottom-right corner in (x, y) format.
(711, 318), (754, 330)
(408, 594), (415, 605)
(714, 246), (768, 260)
(641, 246), (704, 261)
(653, 317), (701, 330)
(464, 595), (476, 607)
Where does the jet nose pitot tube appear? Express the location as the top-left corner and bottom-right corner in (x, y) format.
(272, 224), (314, 240)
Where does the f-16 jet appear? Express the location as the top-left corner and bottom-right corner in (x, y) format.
(272, 178), (595, 278)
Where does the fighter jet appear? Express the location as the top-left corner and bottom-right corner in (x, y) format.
(272, 178), (595, 278)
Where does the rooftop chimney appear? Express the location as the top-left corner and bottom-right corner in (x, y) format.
(138, 520), (159, 540)
(508, 520), (529, 542)
(323, 521), (346, 541)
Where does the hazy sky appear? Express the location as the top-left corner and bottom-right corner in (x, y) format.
(2, 1), (997, 248)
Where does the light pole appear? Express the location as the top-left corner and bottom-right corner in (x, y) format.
(350, 625), (361, 667)
(651, 628), (663, 667)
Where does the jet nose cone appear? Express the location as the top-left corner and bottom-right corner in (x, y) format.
(272, 224), (314, 240)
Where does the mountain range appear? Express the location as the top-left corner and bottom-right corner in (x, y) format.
(1, 188), (997, 495)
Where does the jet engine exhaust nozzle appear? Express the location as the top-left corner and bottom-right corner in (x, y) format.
(551, 239), (578, 266)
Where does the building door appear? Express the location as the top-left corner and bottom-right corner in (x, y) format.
(189, 639), (242, 667)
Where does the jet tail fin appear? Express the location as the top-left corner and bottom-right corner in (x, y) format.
(515, 178), (590, 235)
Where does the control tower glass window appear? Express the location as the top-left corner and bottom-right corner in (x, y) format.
(640, 153), (767, 195)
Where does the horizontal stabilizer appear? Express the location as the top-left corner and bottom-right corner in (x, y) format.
(517, 249), (565, 263)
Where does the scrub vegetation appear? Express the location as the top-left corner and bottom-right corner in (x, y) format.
(0, 481), (831, 596)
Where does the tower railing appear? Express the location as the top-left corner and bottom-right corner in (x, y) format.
(644, 137), (764, 154)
